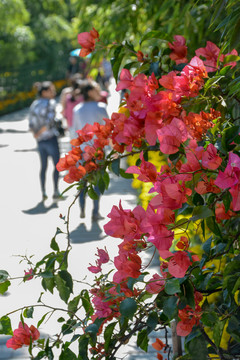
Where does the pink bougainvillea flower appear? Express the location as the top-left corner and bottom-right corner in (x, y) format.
(24, 269), (34, 281)
(215, 152), (240, 189)
(96, 247), (109, 264)
(202, 143), (222, 170)
(223, 49), (238, 69)
(6, 322), (40, 350)
(157, 117), (188, 154)
(229, 184), (240, 211)
(126, 151), (157, 182)
(77, 27), (99, 57)
(168, 251), (191, 278)
(115, 69), (134, 91)
(88, 264), (102, 274)
(168, 35), (188, 64)
(195, 41), (224, 72)
(146, 274), (165, 294)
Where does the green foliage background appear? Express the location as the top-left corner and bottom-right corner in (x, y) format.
(1, 0), (240, 70)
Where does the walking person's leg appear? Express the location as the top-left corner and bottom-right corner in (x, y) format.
(79, 188), (86, 218)
(92, 186), (104, 221)
(45, 136), (60, 198)
(38, 141), (48, 200)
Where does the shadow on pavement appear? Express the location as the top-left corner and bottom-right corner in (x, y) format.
(15, 148), (37, 153)
(0, 129), (28, 134)
(22, 201), (58, 215)
(70, 221), (107, 244)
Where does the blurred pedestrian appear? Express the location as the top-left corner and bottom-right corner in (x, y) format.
(60, 73), (82, 112)
(29, 81), (61, 201)
(62, 79), (85, 139)
(72, 81), (109, 221)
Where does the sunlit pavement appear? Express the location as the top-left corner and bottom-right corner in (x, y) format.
(0, 81), (169, 359)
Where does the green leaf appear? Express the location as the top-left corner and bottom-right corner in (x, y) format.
(111, 158), (120, 176)
(202, 236), (212, 254)
(137, 329), (149, 352)
(88, 187), (99, 200)
(190, 206), (214, 221)
(98, 177), (105, 194)
(23, 307), (34, 318)
(0, 316), (12, 335)
(165, 278), (181, 295)
(140, 30), (171, 45)
(218, 65), (232, 75)
(85, 323), (98, 334)
(81, 290), (93, 316)
(227, 316), (240, 342)
(182, 280), (195, 309)
(163, 296), (178, 319)
(39, 270), (54, 278)
(222, 125), (240, 151)
(187, 334), (208, 360)
(55, 273), (71, 303)
(37, 312), (50, 328)
(119, 298), (137, 319)
(78, 334), (89, 360)
(223, 191), (232, 212)
(102, 171), (110, 189)
(0, 270), (9, 282)
(111, 45), (125, 82)
(119, 168), (133, 179)
(193, 193), (204, 206)
(0, 280), (10, 294)
(206, 217), (222, 237)
(104, 322), (117, 351)
(59, 348), (77, 360)
(223, 54), (240, 65)
(146, 312), (159, 331)
(84, 323), (98, 345)
(50, 237), (59, 252)
(68, 295), (81, 315)
(213, 318), (226, 348)
(224, 260), (240, 276)
(230, 18), (240, 49)
(59, 270), (73, 293)
(41, 277), (55, 293)
(201, 312), (218, 327)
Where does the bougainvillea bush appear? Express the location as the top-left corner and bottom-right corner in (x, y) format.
(0, 29), (240, 360)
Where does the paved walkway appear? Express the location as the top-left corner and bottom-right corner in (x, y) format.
(0, 90), (173, 359)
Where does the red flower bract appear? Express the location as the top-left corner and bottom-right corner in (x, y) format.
(6, 322), (40, 350)
(77, 27), (99, 57)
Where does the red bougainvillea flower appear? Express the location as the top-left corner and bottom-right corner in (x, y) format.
(24, 269), (34, 281)
(176, 291), (203, 336)
(77, 27), (99, 57)
(152, 338), (166, 351)
(146, 273), (165, 294)
(168, 35), (188, 64)
(215, 202), (235, 223)
(6, 322), (40, 350)
(136, 50), (144, 62)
